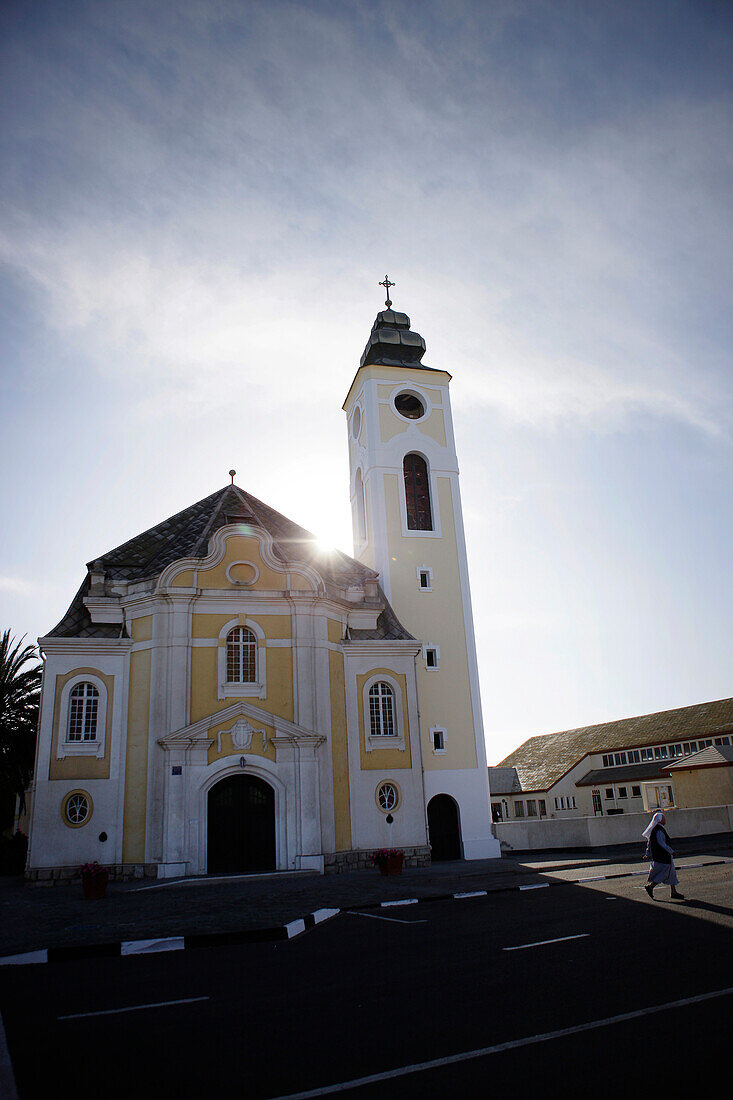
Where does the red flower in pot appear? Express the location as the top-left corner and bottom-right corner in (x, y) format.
(80, 861), (109, 899)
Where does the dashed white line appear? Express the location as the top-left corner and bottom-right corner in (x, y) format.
(57, 996), (209, 1020)
(120, 937), (185, 956)
(503, 933), (589, 951)
(347, 911), (426, 924)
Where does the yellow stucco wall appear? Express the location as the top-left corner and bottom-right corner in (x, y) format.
(189, 625), (294, 725)
(191, 612), (292, 640)
(170, 569), (194, 588)
(122, 648), (151, 862)
(196, 534), (284, 590)
(131, 615), (153, 642)
(672, 767), (733, 807)
(378, 404), (446, 447)
(377, 383), (444, 406)
(329, 649), (351, 850)
(343, 364), (451, 411)
(49, 667), (114, 781)
(385, 475), (478, 770)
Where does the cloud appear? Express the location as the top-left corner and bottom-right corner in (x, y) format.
(0, 576), (33, 595)
(0, 0), (730, 440)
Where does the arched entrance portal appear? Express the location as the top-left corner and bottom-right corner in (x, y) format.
(207, 775), (276, 874)
(427, 794), (462, 862)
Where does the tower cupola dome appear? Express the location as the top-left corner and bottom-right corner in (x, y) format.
(360, 309), (427, 368)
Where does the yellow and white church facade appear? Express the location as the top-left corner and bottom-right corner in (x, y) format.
(27, 304), (499, 878)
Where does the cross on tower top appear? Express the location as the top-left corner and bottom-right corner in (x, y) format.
(379, 274), (395, 309)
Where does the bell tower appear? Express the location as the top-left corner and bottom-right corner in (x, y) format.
(343, 287), (499, 859)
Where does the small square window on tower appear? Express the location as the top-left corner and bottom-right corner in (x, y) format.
(423, 644), (440, 670)
(431, 727), (446, 753)
(417, 565), (433, 591)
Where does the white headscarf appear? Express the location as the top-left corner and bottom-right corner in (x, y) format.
(642, 810), (665, 840)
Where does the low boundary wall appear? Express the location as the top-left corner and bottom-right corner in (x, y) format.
(494, 805), (733, 852)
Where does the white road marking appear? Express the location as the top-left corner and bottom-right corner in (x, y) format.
(454, 891), (487, 899)
(380, 898), (418, 907)
(57, 996), (209, 1020)
(265, 986), (733, 1099)
(285, 919), (306, 938)
(503, 933), (589, 951)
(120, 937), (185, 955)
(518, 883), (549, 890)
(347, 911), (427, 925)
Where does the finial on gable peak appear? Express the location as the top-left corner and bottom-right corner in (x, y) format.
(229, 469), (236, 485)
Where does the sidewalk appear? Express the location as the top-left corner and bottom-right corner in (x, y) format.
(2, 835), (731, 958)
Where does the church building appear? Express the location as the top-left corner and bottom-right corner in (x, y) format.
(27, 298), (499, 878)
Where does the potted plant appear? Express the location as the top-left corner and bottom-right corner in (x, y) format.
(371, 848), (404, 876)
(80, 861), (109, 899)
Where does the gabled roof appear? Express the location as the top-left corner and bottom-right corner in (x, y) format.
(487, 767), (522, 795)
(47, 484), (412, 641)
(496, 697), (733, 793)
(666, 744), (733, 770)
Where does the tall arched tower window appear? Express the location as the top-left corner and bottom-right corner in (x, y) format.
(403, 453), (433, 531)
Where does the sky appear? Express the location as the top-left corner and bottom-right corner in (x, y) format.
(1, 0), (731, 764)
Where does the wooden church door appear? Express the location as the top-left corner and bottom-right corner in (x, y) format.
(427, 794), (462, 861)
(207, 775), (276, 874)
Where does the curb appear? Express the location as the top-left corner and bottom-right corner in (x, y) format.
(0, 907), (340, 968)
(2, 855), (730, 967)
(346, 856), (733, 913)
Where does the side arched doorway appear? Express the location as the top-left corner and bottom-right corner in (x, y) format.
(427, 794), (462, 862)
(207, 774), (276, 874)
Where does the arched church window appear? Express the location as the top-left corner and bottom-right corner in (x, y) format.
(368, 682), (396, 738)
(403, 453), (433, 531)
(67, 683), (99, 742)
(227, 627), (257, 683)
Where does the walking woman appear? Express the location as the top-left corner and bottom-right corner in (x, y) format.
(643, 810), (684, 900)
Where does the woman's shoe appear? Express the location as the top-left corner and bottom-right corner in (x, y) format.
(645, 884), (655, 898)
(671, 889), (685, 899)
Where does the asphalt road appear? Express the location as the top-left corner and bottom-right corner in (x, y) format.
(2, 862), (731, 1099)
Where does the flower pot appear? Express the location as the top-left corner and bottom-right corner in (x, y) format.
(82, 871), (109, 899)
(381, 853), (403, 876)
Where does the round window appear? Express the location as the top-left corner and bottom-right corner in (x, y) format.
(62, 790), (92, 828)
(376, 781), (400, 813)
(351, 406), (362, 439)
(394, 392), (425, 420)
